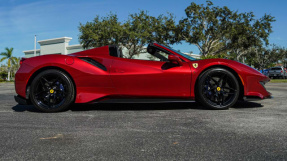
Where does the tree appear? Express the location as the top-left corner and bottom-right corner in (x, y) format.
(121, 11), (176, 58)
(0, 47), (17, 81)
(177, 1), (275, 57)
(79, 13), (123, 49)
(11, 57), (21, 78)
(245, 46), (286, 70)
(282, 50), (287, 67)
(120, 11), (156, 58)
(0, 71), (8, 81)
(79, 11), (176, 58)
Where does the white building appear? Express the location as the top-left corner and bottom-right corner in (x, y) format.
(23, 37), (84, 58)
(184, 53), (201, 59)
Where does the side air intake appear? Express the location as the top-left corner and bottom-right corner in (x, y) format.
(78, 57), (107, 71)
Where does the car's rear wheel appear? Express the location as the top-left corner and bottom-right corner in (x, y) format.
(30, 69), (75, 112)
(196, 68), (240, 110)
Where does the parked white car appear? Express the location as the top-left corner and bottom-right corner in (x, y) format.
(268, 66), (287, 79)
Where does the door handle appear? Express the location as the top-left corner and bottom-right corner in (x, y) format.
(115, 69), (125, 73)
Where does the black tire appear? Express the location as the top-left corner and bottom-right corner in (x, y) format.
(196, 68), (240, 110)
(30, 69), (75, 112)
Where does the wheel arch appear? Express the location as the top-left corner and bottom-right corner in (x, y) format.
(194, 65), (244, 100)
(25, 66), (76, 101)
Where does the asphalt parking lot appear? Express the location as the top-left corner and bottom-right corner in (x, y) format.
(0, 83), (287, 160)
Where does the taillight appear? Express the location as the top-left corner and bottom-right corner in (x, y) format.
(281, 70), (283, 73)
(20, 58), (27, 66)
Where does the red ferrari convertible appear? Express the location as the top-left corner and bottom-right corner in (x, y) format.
(15, 43), (271, 112)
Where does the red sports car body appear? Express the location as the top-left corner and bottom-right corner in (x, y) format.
(15, 43), (271, 112)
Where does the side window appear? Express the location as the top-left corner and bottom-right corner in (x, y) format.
(121, 47), (131, 59)
(156, 50), (169, 61)
(120, 47), (169, 62)
(133, 51), (161, 61)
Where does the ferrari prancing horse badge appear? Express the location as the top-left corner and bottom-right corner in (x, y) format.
(192, 63), (198, 68)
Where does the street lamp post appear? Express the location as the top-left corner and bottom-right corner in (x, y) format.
(34, 35), (37, 57)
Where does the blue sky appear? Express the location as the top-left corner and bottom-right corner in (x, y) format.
(1, 0), (287, 62)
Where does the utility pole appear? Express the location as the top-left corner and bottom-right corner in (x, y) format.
(34, 35), (37, 56)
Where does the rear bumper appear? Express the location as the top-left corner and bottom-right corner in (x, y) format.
(14, 95), (28, 105)
(269, 73), (284, 77)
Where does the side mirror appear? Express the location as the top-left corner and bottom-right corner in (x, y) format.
(168, 55), (183, 66)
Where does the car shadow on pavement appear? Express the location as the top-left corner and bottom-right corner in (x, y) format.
(70, 102), (204, 111)
(233, 101), (263, 109)
(11, 101), (263, 112)
(12, 105), (42, 112)
(11, 102), (205, 112)
(70, 101), (263, 111)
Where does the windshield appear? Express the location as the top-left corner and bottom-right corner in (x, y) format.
(158, 44), (197, 61)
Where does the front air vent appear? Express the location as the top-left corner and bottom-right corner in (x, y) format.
(78, 57), (107, 71)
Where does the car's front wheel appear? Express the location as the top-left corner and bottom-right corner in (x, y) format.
(196, 68), (240, 110)
(30, 69), (75, 112)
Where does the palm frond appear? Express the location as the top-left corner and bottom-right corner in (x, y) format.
(5, 48), (13, 57)
(10, 58), (16, 65)
(0, 52), (8, 57)
(12, 57), (21, 65)
(0, 57), (7, 62)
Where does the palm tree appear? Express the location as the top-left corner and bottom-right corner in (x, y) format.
(11, 57), (21, 78)
(0, 47), (17, 81)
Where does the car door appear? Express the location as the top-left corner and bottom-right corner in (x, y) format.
(109, 50), (191, 98)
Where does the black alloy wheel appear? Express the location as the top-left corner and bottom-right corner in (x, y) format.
(196, 68), (240, 110)
(30, 69), (75, 112)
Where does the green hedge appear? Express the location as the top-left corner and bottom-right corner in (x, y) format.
(0, 72), (8, 81)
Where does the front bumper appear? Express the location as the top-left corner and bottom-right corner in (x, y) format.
(243, 95), (272, 101)
(244, 75), (271, 99)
